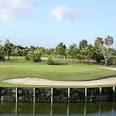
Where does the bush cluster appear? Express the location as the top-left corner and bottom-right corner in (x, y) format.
(47, 57), (67, 65)
(25, 53), (41, 62)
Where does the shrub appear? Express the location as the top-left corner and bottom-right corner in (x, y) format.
(25, 53), (41, 62)
(25, 54), (30, 61)
(32, 53), (41, 62)
(47, 57), (54, 65)
(47, 57), (68, 65)
(0, 55), (5, 61)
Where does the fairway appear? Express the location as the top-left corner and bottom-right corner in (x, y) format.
(0, 63), (116, 87)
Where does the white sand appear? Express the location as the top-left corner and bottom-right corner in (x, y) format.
(3, 77), (116, 87)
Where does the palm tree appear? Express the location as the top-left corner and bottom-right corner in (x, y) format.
(4, 39), (13, 60)
(105, 36), (113, 47)
(56, 42), (66, 62)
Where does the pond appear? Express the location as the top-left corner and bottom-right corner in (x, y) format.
(0, 102), (116, 116)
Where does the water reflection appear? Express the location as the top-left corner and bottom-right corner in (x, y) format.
(0, 102), (116, 116)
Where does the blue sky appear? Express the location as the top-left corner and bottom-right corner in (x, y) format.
(0, 0), (116, 48)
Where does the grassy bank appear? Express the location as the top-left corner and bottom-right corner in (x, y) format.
(0, 63), (116, 87)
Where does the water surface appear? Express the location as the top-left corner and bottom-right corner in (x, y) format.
(0, 102), (116, 116)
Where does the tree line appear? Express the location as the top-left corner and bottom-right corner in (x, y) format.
(0, 36), (115, 66)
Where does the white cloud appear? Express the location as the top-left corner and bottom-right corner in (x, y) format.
(51, 5), (84, 21)
(0, 0), (38, 21)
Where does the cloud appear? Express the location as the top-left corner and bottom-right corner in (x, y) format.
(0, 0), (38, 21)
(51, 5), (84, 21)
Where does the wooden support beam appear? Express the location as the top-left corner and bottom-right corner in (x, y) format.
(68, 88), (70, 100)
(85, 88), (87, 102)
(67, 102), (70, 116)
(113, 86), (115, 101)
(50, 100), (53, 116)
(16, 88), (18, 102)
(33, 88), (36, 102)
(15, 101), (18, 115)
(51, 88), (53, 103)
(99, 87), (102, 101)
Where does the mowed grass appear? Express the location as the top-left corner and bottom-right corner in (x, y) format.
(0, 63), (116, 82)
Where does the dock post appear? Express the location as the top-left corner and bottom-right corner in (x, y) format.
(50, 100), (53, 116)
(67, 102), (70, 116)
(33, 88), (36, 102)
(15, 101), (18, 115)
(85, 88), (87, 102)
(16, 88), (18, 102)
(68, 88), (70, 100)
(113, 86), (115, 101)
(51, 88), (53, 103)
(99, 87), (102, 101)
(33, 93), (35, 116)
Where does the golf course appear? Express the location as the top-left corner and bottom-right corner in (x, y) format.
(0, 62), (116, 87)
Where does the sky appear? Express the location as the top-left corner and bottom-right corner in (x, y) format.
(0, 0), (116, 48)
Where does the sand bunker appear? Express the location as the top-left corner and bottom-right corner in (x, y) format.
(3, 77), (116, 87)
(101, 67), (116, 71)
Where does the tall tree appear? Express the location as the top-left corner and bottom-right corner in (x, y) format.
(46, 48), (54, 58)
(56, 42), (66, 62)
(0, 41), (5, 61)
(79, 39), (88, 49)
(11, 47), (18, 59)
(84, 44), (95, 64)
(100, 36), (113, 67)
(68, 44), (78, 62)
(104, 36), (113, 47)
(4, 39), (13, 60)
(30, 46), (36, 51)
(94, 37), (104, 63)
(34, 47), (45, 58)
(95, 37), (104, 48)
